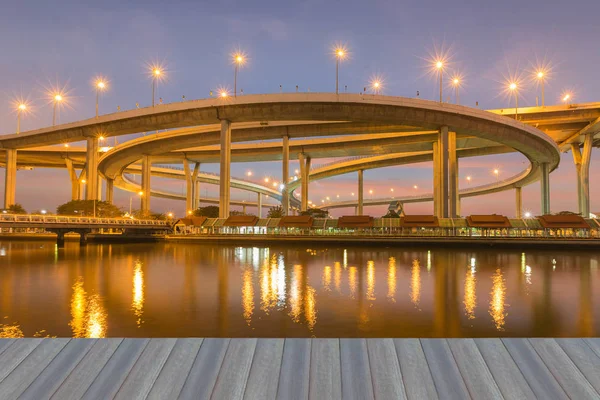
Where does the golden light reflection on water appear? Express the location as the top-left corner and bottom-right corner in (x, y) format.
(410, 259), (421, 306)
(323, 266), (332, 291)
(70, 278), (107, 338)
(367, 261), (376, 301)
(132, 260), (145, 327)
(490, 268), (508, 331)
(242, 268), (254, 325)
(305, 286), (317, 331)
(388, 257), (397, 302)
(349, 267), (357, 298)
(289, 264), (303, 323)
(0, 323), (24, 338)
(334, 262), (342, 292)
(464, 269), (477, 319)
(260, 255), (278, 313)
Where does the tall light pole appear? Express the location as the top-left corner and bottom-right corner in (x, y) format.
(52, 94), (63, 126)
(436, 61), (444, 102)
(509, 82), (518, 119)
(151, 68), (162, 107)
(232, 52), (245, 97)
(334, 47), (347, 95)
(562, 92), (572, 105)
(370, 79), (382, 94)
(452, 77), (460, 104)
(536, 71), (545, 107)
(16, 103), (26, 134)
(95, 80), (106, 118)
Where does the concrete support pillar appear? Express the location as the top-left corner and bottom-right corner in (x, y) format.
(141, 155), (151, 213)
(515, 187), (522, 218)
(540, 163), (550, 215)
(106, 178), (114, 204)
(448, 131), (458, 218)
(219, 120), (231, 218)
(65, 158), (80, 201)
(183, 159), (194, 214)
(257, 193), (262, 218)
(242, 204), (247, 214)
(281, 136), (290, 215)
(298, 153), (311, 211)
(85, 137), (99, 200)
(357, 169), (364, 216)
(192, 162), (200, 211)
(3, 149), (17, 208)
(195, 181), (201, 209)
(97, 175), (102, 201)
(355, 206), (358, 216)
(433, 141), (441, 217)
(439, 126), (449, 218)
(573, 136), (593, 217)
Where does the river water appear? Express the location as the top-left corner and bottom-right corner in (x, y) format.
(1, 241), (599, 338)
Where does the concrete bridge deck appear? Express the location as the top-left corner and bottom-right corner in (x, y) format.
(0, 338), (598, 399)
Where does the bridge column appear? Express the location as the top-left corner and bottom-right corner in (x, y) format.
(357, 169), (364, 215)
(515, 187), (522, 218)
(242, 204), (247, 214)
(183, 159), (194, 214)
(257, 193), (262, 218)
(141, 155), (151, 213)
(65, 158), (81, 201)
(97, 175), (102, 201)
(3, 149), (17, 208)
(439, 126), (449, 218)
(448, 131), (458, 218)
(298, 153), (311, 211)
(192, 162), (200, 211)
(281, 135), (290, 215)
(85, 137), (99, 201)
(106, 178), (114, 204)
(571, 135), (593, 217)
(540, 162), (550, 215)
(433, 141), (440, 217)
(219, 120), (231, 218)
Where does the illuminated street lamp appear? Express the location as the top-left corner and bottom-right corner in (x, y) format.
(466, 175), (472, 185)
(232, 52), (246, 97)
(435, 60), (444, 102)
(562, 92), (572, 104)
(334, 46), (348, 95)
(52, 94), (63, 126)
(150, 67), (163, 107)
(16, 103), (27, 134)
(94, 79), (107, 118)
(508, 82), (518, 119)
(246, 170), (253, 177)
(451, 75), (461, 105)
(493, 168), (500, 181)
(413, 185), (418, 190)
(536, 70), (546, 107)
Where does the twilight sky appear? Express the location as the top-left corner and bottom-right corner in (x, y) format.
(0, 0), (598, 217)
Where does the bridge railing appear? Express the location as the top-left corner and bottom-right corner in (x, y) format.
(0, 214), (170, 226)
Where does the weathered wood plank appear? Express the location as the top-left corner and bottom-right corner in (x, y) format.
(583, 338), (600, 359)
(178, 338), (230, 400)
(243, 339), (284, 400)
(474, 338), (535, 399)
(529, 339), (598, 399)
(276, 339), (311, 400)
(340, 339), (374, 400)
(556, 338), (600, 394)
(114, 338), (177, 400)
(0, 339), (15, 357)
(309, 338), (341, 400)
(146, 338), (203, 400)
(366, 338), (406, 400)
(0, 338), (70, 399)
(81, 338), (149, 400)
(421, 339), (470, 400)
(447, 339), (502, 399)
(19, 339), (96, 400)
(211, 339), (257, 399)
(502, 338), (568, 399)
(0, 339), (43, 383)
(51, 339), (123, 400)
(393, 338), (438, 399)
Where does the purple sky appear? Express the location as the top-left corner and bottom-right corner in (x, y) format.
(1, 0), (599, 216)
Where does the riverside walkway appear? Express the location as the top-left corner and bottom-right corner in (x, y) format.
(0, 338), (599, 399)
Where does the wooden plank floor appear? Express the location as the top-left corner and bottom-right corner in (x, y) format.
(0, 338), (599, 399)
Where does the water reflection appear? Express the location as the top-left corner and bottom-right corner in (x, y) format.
(1, 241), (599, 337)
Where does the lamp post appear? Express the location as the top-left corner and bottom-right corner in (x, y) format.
(16, 103), (26, 134)
(562, 92), (572, 105)
(52, 94), (63, 126)
(151, 68), (162, 107)
(95, 80), (106, 118)
(371, 80), (381, 94)
(436, 61), (444, 102)
(536, 71), (545, 107)
(509, 82), (518, 119)
(493, 169), (500, 182)
(452, 77), (460, 104)
(233, 53), (245, 97)
(334, 47), (347, 95)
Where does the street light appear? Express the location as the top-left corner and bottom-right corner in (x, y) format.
(435, 60), (444, 102)
(94, 79), (107, 118)
(451, 75), (462, 105)
(508, 82), (518, 119)
(370, 77), (383, 94)
(493, 169), (500, 181)
(52, 94), (63, 126)
(562, 92), (572, 104)
(466, 176), (472, 185)
(246, 170), (253, 177)
(413, 185), (418, 190)
(16, 103), (27, 134)
(150, 66), (163, 107)
(333, 45), (348, 95)
(536, 70), (546, 107)
(232, 52), (246, 97)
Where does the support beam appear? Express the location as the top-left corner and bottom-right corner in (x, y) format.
(572, 144), (583, 213)
(219, 120), (231, 218)
(298, 153), (311, 212)
(515, 187), (522, 218)
(192, 162), (200, 211)
(257, 193), (262, 218)
(357, 169), (364, 216)
(448, 131), (458, 218)
(281, 135), (290, 215)
(3, 149), (17, 208)
(540, 163), (550, 215)
(64, 158), (80, 201)
(141, 155), (151, 213)
(439, 126), (449, 218)
(242, 204), (247, 214)
(433, 141), (440, 217)
(85, 137), (99, 200)
(183, 159), (193, 214)
(106, 178), (114, 204)
(580, 134), (593, 218)
(97, 175), (102, 201)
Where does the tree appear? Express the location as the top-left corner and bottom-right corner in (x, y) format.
(194, 206), (220, 218)
(300, 207), (329, 218)
(267, 205), (284, 218)
(382, 210), (400, 218)
(230, 210), (254, 216)
(131, 209), (166, 220)
(1, 204), (27, 214)
(56, 200), (123, 218)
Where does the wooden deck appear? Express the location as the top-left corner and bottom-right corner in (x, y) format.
(0, 338), (599, 399)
